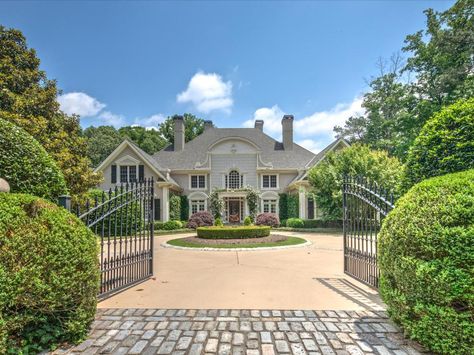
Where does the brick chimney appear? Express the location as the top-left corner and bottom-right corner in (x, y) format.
(254, 120), (264, 131)
(282, 115), (294, 150)
(173, 115), (185, 151)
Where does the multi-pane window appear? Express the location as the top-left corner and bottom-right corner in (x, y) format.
(190, 175), (206, 189)
(119, 165), (137, 183)
(262, 175), (277, 189)
(263, 199), (277, 214)
(225, 170), (243, 189)
(190, 200), (205, 214)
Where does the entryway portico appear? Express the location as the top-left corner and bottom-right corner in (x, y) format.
(219, 191), (247, 223)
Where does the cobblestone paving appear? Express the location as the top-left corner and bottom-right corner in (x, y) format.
(64, 309), (427, 354)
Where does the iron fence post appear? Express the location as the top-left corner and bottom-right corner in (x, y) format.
(58, 195), (71, 211)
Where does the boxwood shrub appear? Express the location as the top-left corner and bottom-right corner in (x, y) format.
(162, 220), (183, 230)
(404, 98), (474, 188)
(0, 193), (99, 353)
(286, 218), (304, 228)
(0, 117), (68, 200)
(302, 219), (343, 229)
(378, 170), (474, 354)
(197, 226), (271, 239)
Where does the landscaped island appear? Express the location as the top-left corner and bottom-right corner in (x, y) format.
(166, 225), (307, 249)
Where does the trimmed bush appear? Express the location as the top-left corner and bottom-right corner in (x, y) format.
(0, 193), (99, 353)
(214, 217), (224, 227)
(187, 211), (214, 229)
(162, 220), (183, 230)
(256, 213), (280, 227)
(286, 218), (304, 228)
(197, 226), (271, 239)
(179, 195), (189, 221)
(404, 98), (474, 188)
(379, 170), (474, 354)
(169, 194), (182, 221)
(243, 216), (252, 226)
(0, 117), (68, 200)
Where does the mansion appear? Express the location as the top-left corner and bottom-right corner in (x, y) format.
(95, 116), (348, 222)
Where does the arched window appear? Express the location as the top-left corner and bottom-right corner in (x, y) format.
(225, 170), (243, 189)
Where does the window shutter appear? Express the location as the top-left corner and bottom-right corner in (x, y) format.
(111, 165), (117, 183)
(139, 165), (144, 181)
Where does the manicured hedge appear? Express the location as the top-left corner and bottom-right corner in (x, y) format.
(197, 226), (271, 239)
(379, 170), (474, 354)
(404, 98), (474, 188)
(286, 218), (304, 228)
(0, 117), (68, 200)
(302, 219), (343, 229)
(0, 193), (99, 353)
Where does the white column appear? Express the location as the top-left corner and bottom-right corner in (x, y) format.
(299, 189), (306, 219)
(162, 186), (169, 222)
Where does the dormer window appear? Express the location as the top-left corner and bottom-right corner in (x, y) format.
(225, 170), (243, 189)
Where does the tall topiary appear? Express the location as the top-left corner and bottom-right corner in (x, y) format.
(180, 195), (189, 221)
(404, 98), (474, 188)
(169, 194), (181, 221)
(278, 193), (288, 221)
(0, 118), (68, 200)
(378, 170), (474, 354)
(0, 193), (99, 353)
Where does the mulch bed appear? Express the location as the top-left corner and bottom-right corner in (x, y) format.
(179, 234), (288, 245)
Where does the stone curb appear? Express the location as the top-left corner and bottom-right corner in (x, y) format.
(160, 239), (312, 252)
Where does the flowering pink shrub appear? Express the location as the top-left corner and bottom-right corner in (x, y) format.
(255, 213), (280, 227)
(187, 211), (214, 229)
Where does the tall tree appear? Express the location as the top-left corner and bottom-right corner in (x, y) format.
(83, 126), (123, 167)
(334, 0), (474, 161)
(158, 113), (205, 144)
(118, 126), (167, 154)
(0, 26), (101, 196)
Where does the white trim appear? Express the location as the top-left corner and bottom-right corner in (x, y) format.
(115, 154), (140, 165)
(189, 174), (207, 190)
(260, 173), (279, 190)
(188, 192), (209, 217)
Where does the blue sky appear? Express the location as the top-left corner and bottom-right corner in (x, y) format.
(0, 0), (453, 152)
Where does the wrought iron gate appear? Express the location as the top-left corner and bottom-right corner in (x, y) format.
(342, 176), (394, 288)
(60, 179), (154, 299)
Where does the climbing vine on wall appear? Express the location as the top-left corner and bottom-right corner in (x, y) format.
(209, 189), (224, 218)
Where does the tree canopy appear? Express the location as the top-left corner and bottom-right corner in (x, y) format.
(0, 26), (101, 196)
(158, 113), (205, 144)
(335, 0), (474, 161)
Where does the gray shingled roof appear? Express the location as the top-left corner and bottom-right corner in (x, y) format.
(152, 127), (317, 170)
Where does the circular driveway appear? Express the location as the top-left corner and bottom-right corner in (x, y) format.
(99, 231), (384, 311)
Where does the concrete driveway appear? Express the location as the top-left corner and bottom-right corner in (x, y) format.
(99, 231), (384, 311)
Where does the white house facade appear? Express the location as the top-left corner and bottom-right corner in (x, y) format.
(95, 115), (349, 222)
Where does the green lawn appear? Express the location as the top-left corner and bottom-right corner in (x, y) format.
(166, 236), (307, 249)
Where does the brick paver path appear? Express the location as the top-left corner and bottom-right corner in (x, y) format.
(63, 309), (426, 354)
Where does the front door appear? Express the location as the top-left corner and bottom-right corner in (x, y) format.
(228, 199), (241, 223)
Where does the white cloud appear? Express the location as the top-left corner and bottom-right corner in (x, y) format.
(243, 105), (285, 138)
(294, 97), (363, 138)
(177, 71), (233, 113)
(297, 139), (326, 153)
(57, 92), (106, 117)
(98, 111), (125, 128)
(133, 114), (166, 130)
